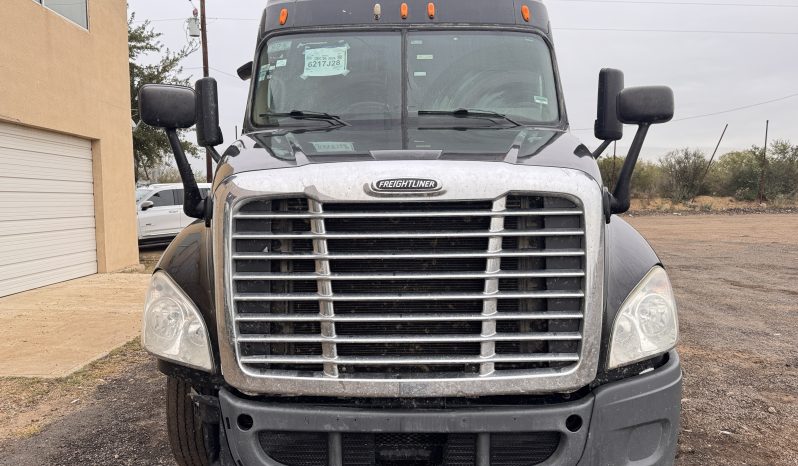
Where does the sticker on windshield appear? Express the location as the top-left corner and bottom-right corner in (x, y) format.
(414, 71), (427, 77)
(416, 54), (433, 60)
(275, 59), (287, 68)
(302, 46), (349, 78)
(311, 141), (355, 152)
(269, 40), (292, 52)
(534, 96), (549, 105)
(258, 65), (269, 82)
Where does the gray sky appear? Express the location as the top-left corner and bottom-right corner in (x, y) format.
(128, 0), (798, 163)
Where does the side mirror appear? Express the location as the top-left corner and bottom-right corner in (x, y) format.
(607, 84), (675, 220)
(594, 68), (624, 141)
(138, 84), (195, 129)
(136, 84), (205, 220)
(195, 77), (223, 147)
(140, 200), (154, 211)
(618, 86), (675, 125)
(237, 61), (253, 80)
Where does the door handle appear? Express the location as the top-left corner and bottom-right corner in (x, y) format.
(169, 210), (179, 213)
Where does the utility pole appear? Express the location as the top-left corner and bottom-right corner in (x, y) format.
(756, 120), (769, 203)
(200, 0), (212, 182)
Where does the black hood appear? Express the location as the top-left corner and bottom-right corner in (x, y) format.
(215, 122), (600, 183)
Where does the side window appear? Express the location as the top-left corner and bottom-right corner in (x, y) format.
(149, 190), (176, 207)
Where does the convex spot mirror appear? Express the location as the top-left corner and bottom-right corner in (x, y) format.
(618, 86), (674, 125)
(138, 84), (196, 129)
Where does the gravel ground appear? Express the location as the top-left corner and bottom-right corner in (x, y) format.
(0, 214), (795, 465)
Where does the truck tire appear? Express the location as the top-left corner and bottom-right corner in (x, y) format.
(166, 376), (211, 466)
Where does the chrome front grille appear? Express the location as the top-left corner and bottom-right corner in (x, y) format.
(229, 194), (586, 380)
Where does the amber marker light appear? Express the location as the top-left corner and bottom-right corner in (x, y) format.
(521, 4), (530, 22)
(279, 8), (288, 25)
(427, 2), (435, 19)
(400, 2), (409, 19)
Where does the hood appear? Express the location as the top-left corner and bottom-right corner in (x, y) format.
(214, 122), (600, 183)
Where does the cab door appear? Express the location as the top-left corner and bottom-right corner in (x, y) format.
(139, 189), (182, 237)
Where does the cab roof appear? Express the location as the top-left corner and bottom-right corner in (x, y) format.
(258, 0), (550, 39)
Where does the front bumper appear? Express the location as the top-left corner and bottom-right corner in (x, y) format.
(217, 351), (681, 466)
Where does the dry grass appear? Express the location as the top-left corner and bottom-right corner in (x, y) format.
(0, 339), (148, 441)
(630, 195), (797, 214)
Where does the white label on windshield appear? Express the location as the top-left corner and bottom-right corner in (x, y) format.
(416, 54), (433, 60)
(275, 59), (287, 68)
(258, 65), (268, 82)
(270, 40), (291, 52)
(311, 141), (355, 152)
(534, 96), (549, 105)
(414, 71), (427, 77)
(303, 46), (348, 78)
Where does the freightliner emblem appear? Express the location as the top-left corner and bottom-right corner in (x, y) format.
(372, 178), (441, 192)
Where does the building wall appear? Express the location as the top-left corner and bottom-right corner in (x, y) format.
(0, 0), (138, 272)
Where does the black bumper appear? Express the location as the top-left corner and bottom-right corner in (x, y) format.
(217, 351), (681, 466)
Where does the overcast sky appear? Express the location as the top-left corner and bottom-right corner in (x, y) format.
(128, 0), (798, 163)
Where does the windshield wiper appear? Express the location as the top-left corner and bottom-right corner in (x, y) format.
(418, 108), (521, 127)
(259, 110), (349, 127)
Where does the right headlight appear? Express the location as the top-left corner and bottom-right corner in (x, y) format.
(609, 266), (679, 369)
(141, 271), (213, 371)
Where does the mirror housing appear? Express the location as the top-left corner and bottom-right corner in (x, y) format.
(195, 77), (223, 147)
(606, 84), (675, 220)
(237, 61), (253, 80)
(140, 200), (154, 211)
(594, 68), (624, 141)
(618, 86), (674, 124)
(136, 84), (206, 220)
(138, 84), (196, 129)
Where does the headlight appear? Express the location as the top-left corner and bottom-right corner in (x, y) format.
(142, 271), (213, 371)
(609, 266), (678, 369)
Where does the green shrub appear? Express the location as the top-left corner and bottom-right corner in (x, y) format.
(659, 148), (708, 202)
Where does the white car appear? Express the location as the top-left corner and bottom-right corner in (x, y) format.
(135, 183), (211, 244)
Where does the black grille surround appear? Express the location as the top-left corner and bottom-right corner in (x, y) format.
(258, 431), (560, 466)
(228, 194), (586, 380)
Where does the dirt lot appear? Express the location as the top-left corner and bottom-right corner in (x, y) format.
(0, 213), (796, 465)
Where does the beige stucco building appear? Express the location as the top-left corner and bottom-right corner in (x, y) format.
(0, 0), (138, 296)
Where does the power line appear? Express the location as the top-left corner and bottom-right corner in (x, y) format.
(573, 91), (798, 130)
(556, 26), (798, 36)
(672, 92), (798, 121)
(554, 0), (798, 8)
(132, 17), (257, 23)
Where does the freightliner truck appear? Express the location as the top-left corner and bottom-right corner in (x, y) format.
(137, 0), (681, 464)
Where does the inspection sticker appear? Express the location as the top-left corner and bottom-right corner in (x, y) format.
(534, 95), (549, 105)
(311, 141), (355, 152)
(303, 46), (349, 78)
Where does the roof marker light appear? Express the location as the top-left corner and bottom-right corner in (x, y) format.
(427, 2), (435, 19)
(374, 3), (381, 20)
(521, 4), (530, 22)
(400, 2), (408, 19)
(279, 8), (288, 25)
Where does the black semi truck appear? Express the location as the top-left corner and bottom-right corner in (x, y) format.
(138, 0), (681, 464)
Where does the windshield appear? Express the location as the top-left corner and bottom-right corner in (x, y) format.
(252, 30), (559, 128)
(135, 188), (152, 202)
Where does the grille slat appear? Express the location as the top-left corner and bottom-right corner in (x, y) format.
(237, 332), (582, 343)
(230, 195), (586, 379)
(235, 311), (584, 322)
(232, 229), (584, 239)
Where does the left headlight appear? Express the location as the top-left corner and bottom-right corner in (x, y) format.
(141, 271), (213, 371)
(608, 266), (679, 369)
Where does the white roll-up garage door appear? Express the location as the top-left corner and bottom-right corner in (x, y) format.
(0, 121), (97, 297)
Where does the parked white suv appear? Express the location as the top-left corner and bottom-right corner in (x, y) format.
(135, 183), (211, 243)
